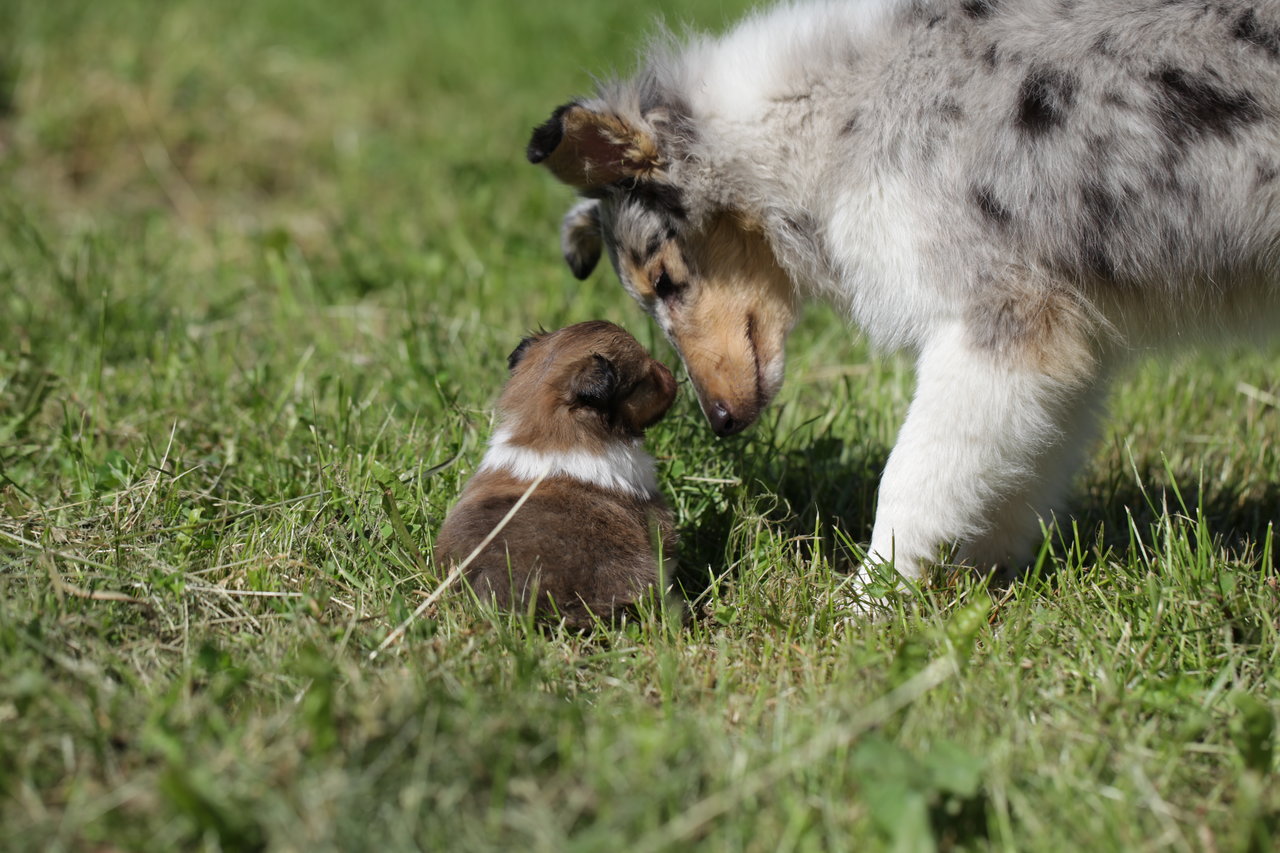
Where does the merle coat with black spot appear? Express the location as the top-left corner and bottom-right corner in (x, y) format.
(528, 0), (1280, 583)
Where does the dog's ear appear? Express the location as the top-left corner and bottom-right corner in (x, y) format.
(528, 102), (661, 191)
(571, 354), (618, 410)
(507, 334), (539, 373)
(560, 199), (602, 280)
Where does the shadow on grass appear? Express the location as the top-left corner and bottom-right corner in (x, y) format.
(671, 433), (890, 601)
(1077, 469), (1280, 561)
(672, 432), (1277, 606)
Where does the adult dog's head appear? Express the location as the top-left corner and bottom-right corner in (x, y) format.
(528, 100), (798, 437)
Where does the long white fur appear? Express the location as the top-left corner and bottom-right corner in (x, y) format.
(862, 321), (1078, 572)
(677, 1), (900, 124)
(478, 427), (660, 500)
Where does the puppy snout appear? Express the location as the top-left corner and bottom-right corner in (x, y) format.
(709, 400), (748, 437)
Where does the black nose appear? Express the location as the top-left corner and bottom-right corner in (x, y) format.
(709, 401), (748, 437)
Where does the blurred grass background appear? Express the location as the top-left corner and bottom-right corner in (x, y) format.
(1, 0), (1278, 850)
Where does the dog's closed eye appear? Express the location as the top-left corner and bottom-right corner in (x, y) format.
(654, 269), (687, 303)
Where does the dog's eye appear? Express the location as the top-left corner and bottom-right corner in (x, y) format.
(654, 269), (685, 303)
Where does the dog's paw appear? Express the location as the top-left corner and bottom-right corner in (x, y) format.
(824, 559), (920, 625)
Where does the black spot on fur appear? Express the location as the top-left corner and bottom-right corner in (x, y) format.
(1016, 69), (1077, 136)
(1081, 182), (1118, 228)
(939, 98), (964, 122)
(573, 354), (619, 411)
(904, 0), (931, 19)
(961, 0), (997, 17)
(926, 14), (944, 28)
(1150, 67), (1262, 147)
(1085, 133), (1114, 159)
(1257, 162), (1279, 187)
(1102, 89), (1131, 109)
(972, 184), (1012, 227)
(777, 214), (826, 266)
(840, 112), (861, 136)
(626, 244), (645, 269)
(982, 43), (1000, 68)
(527, 103), (573, 164)
(1091, 30), (1118, 56)
(654, 270), (685, 303)
(1142, 160), (1202, 208)
(1079, 181), (1119, 279)
(1079, 234), (1115, 280)
(508, 336), (538, 372)
(643, 232), (664, 262)
(615, 179), (688, 221)
(1234, 9), (1280, 59)
(566, 253), (597, 281)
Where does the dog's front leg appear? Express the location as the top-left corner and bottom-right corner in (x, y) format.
(861, 317), (1102, 585)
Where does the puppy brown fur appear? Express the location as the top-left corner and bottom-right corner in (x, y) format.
(434, 321), (678, 628)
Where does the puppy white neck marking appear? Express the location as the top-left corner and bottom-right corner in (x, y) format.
(478, 427), (660, 499)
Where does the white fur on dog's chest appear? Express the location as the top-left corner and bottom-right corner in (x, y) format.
(478, 427), (660, 499)
(824, 176), (940, 350)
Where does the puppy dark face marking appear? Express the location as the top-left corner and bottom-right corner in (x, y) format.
(653, 269), (687, 304)
(1150, 67), (1262, 146)
(1016, 68), (1078, 136)
(643, 232), (665, 263)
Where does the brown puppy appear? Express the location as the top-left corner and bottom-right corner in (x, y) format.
(435, 321), (679, 628)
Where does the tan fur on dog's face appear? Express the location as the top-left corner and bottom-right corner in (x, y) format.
(529, 103), (798, 436)
(500, 321), (677, 452)
(604, 210), (797, 436)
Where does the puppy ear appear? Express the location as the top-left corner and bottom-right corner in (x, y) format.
(560, 199), (602, 280)
(571, 354), (618, 410)
(507, 335), (538, 372)
(528, 102), (662, 191)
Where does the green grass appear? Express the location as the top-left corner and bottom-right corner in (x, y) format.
(1, 0), (1278, 850)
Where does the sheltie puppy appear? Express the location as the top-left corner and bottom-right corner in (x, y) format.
(435, 321), (679, 627)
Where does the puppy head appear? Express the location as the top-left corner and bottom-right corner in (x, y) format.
(529, 103), (798, 437)
(497, 321), (677, 452)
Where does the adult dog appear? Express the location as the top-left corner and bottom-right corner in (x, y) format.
(528, 0), (1280, 583)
